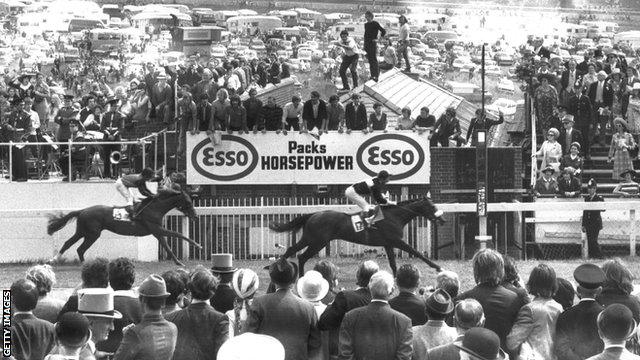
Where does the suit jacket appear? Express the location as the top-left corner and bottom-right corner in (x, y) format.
(596, 288), (640, 323)
(558, 128), (584, 155)
(389, 291), (427, 326)
(114, 312), (177, 360)
(561, 69), (583, 90)
(302, 99), (328, 128)
(534, 177), (559, 196)
(558, 176), (582, 197)
(425, 336), (463, 360)
(319, 288), (371, 358)
(97, 291), (143, 353)
(12, 313), (56, 360)
(555, 299), (604, 360)
(506, 297), (563, 360)
(457, 284), (525, 359)
(582, 194), (604, 230)
(536, 46), (551, 60)
(412, 321), (458, 360)
(587, 347), (640, 360)
(588, 81), (614, 108)
(338, 301), (413, 360)
(33, 296), (65, 323)
(245, 288), (321, 360)
(566, 94), (594, 128)
(165, 301), (229, 360)
(345, 103), (368, 130)
(210, 284), (236, 314)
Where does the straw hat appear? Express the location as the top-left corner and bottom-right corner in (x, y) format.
(77, 289), (123, 319)
(296, 270), (329, 302)
(218, 333), (285, 360)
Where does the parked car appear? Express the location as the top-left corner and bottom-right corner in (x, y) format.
(494, 51), (514, 66)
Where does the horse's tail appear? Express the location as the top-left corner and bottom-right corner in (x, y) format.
(269, 213), (313, 233)
(47, 210), (81, 235)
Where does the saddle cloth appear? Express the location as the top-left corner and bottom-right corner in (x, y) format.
(350, 206), (385, 232)
(113, 208), (131, 222)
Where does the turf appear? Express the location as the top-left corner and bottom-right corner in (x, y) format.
(3, 257), (640, 297)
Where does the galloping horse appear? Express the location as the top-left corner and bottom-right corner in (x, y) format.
(269, 197), (445, 275)
(47, 190), (201, 266)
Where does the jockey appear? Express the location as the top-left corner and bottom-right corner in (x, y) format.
(114, 167), (162, 214)
(345, 170), (396, 225)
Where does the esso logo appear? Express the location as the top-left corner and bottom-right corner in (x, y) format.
(190, 135), (259, 181)
(356, 134), (425, 180)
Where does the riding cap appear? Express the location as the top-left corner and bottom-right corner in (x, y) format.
(378, 170), (391, 179)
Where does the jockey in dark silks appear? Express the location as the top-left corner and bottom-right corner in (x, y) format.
(115, 168), (162, 216)
(132, 172), (185, 220)
(345, 170), (396, 227)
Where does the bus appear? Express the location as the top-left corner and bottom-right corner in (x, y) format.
(130, 11), (193, 31)
(211, 10), (238, 27)
(267, 10), (298, 27)
(89, 28), (124, 51)
(581, 21), (619, 39)
(320, 13), (352, 27)
(172, 26), (223, 55)
(226, 15), (282, 35)
(193, 12), (217, 26)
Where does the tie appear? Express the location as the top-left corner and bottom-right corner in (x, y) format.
(596, 81), (604, 103)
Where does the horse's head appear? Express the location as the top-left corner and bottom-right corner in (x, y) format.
(174, 191), (197, 221)
(412, 197), (446, 225)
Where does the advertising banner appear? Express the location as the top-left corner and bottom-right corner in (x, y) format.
(186, 131), (430, 185)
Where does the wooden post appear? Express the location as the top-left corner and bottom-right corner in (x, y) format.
(181, 216), (190, 260)
(581, 231), (588, 259)
(630, 209), (636, 257)
(475, 235), (492, 250)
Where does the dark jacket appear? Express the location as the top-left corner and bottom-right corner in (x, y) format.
(114, 312), (178, 360)
(319, 288), (371, 357)
(567, 93), (594, 128)
(582, 194), (604, 230)
(561, 69), (583, 90)
(243, 97), (263, 129)
(558, 175), (582, 197)
(433, 115), (461, 139)
(345, 102), (367, 130)
(194, 101), (213, 132)
(588, 80), (614, 107)
(97, 291), (143, 353)
(339, 302), (413, 360)
(245, 288), (321, 360)
(466, 114), (504, 145)
(12, 313), (56, 360)
(389, 291), (427, 326)
(368, 112), (387, 131)
(596, 288), (640, 323)
(165, 301), (229, 360)
(260, 104), (284, 131)
(554, 299), (604, 360)
(558, 128), (584, 155)
(302, 99), (328, 129)
(425, 336), (463, 360)
(210, 284), (236, 314)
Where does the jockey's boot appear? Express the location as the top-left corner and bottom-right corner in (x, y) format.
(125, 205), (134, 220)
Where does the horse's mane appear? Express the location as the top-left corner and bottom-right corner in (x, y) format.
(396, 197), (430, 206)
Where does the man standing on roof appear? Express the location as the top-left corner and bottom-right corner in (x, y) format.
(345, 170), (396, 228)
(363, 11), (386, 82)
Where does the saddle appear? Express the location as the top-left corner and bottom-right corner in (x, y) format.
(350, 206), (384, 232)
(112, 201), (149, 222)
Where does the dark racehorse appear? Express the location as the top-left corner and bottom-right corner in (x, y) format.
(47, 190), (200, 266)
(269, 197), (445, 275)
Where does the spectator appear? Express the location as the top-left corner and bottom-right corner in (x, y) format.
(210, 254), (238, 314)
(176, 91), (196, 157)
(83, 105), (102, 131)
(161, 269), (188, 316)
(150, 73), (173, 124)
(192, 94), (212, 134)
(245, 258), (321, 360)
(313, 260), (340, 305)
(425, 299), (485, 360)
(344, 93), (367, 132)
(396, 107), (414, 130)
(338, 271), (412, 360)
(218, 333), (285, 360)
(397, 15), (411, 72)
(319, 260), (379, 359)
(507, 263), (562, 360)
(368, 102), (387, 132)
(26, 264), (65, 323)
(414, 107), (435, 135)
(613, 169), (640, 197)
(282, 95), (303, 132)
(436, 271), (460, 299)
(566, 83), (593, 160)
(297, 270), (330, 318)
(225, 95), (248, 133)
(596, 259), (640, 323)
(534, 166), (559, 196)
(101, 97), (124, 179)
(589, 71), (614, 146)
(324, 94), (345, 132)
(260, 95), (283, 132)
(608, 118), (637, 179)
(558, 168), (582, 198)
(130, 82), (150, 124)
(227, 268), (260, 337)
(561, 59), (582, 106)
(97, 258), (142, 354)
(453, 328), (507, 360)
(535, 127), (563, 178)
(554, 278), (576, 311)
(11, 278), (56, 360)
(114, 275), (178, 360)
(502, 256), (531, 305)
(430, 108), (463, 147)
(560, 142), (584, 180)
(389, 264), (427, 326)
(379, 38), (398, 71)
(534, 73), (559, 136)
(558, 115), (584, 155)
(210, 88), (230, 132)
(335, 30), (359, 91)
(302, 91), (327, 132)
(412, 289), (457, 359)
(588, 304), (640, 360)
(166, 266), (229, 360)
(45, 312), (91, 360)
(78, 288), (122, 359)
(555, 263), (606, 360)
(457, 248), (525, 359)
(192, 68), (218, 104)
(626, 83), (640, 134)
(363, 10), (386, 82)
(243, 88), (262, 132)
(222, 66), (241, 95)
(58, 258), (110, 320)
(465, 109), (504, 146)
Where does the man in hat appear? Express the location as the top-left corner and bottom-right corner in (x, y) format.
(412, 289), (457, 358)
(389, 264), (427, 326)
(588, 70), (614, 146)
(558, 168), (581, 198)
(3, 97), (30, 181)
(588, 304), (640, 360)
(210, 253), (239, 313)
(218, 333), (285, 360)
(78, 288), (123, 359)
(453, 327), (507, 360)
(114, 274), (178, 360)
(339, 271), (412, 360)
(10, 278), (56, 360)
(100, 97), (124, 179)
(245, 258), (321, 360)
(582, 178), (605, 259)
(558, 114), (584, 155)
(534, 166), (559, 197)
(555, 263), (606, 360)
(426, 299), (486, 360)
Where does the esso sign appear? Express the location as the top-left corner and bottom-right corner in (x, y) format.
(190, 135), (259, 181)
(356, 134), (425, 180)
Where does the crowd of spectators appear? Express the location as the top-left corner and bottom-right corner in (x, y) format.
(9, 249), (640, 360)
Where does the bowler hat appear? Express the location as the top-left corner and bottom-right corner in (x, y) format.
(573, 263), (605, 289)
(55, 312), (91, 347)
(269, 258), (299, 285)
(598, 304), (637, 341)
(77, 288), (123, 319)
(138, 274), (170, 297)
(597, 70), (608, 77)
(297, 270), (329, 302)
(211, 253), (237, 273)
(454, 328), (506, 360)
(425, 288), (454, 315)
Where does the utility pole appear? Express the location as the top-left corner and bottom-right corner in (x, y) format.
(475, 44), (491, 249)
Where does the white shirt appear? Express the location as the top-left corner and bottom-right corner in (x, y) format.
(399, 24), (410, 41)
(28, 110), (40, 135)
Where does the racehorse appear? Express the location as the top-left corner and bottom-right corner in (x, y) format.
(47, 190), (201, 266)
(269, 197), (445, 275)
